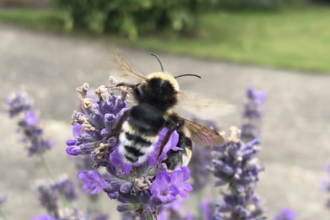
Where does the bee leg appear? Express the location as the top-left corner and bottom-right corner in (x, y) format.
(115, 82), (137, 88)
(156, 126), (175, 160)
(162, 132), (193, 170)
(110, 109), (130, 137)
(162, 150), (183, 170)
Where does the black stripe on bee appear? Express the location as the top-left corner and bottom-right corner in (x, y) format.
(125, 132), (152, 147)
(125, 154), (138, 163)
(124, 145), (145, 157)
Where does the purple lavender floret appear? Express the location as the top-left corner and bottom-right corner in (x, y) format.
(92, 211), (109, 220)
(5, 91), (32, 118)
(69, 78), (193, 219)
(321, 164), (330, 209)
(273, 208), (296, 220)
(241, 87), (266, 142)
(0, 194), (7, 205)
(189, 117), (218, 191)
(53, 176), (78, 202)
(158, 199), (195, 220)
(210, 127), (265, 220)
(32, 214), (57, 220)
(35, 181), (59, 218)
(5, 91), (54, 156)
(200, 199), (213, 220)
(78, 170), (110, 194)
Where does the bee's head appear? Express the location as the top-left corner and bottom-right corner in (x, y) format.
(131, 54), (200, 112)
(135, 72), (179, 112)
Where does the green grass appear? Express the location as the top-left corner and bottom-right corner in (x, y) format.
(1, 7), (330, 73)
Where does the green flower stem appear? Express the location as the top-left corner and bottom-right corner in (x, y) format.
(40, 152), (68, 208)
(40, 152), (55, 181)
(145, 214), (154, 220)
(0, 207), (7, 220)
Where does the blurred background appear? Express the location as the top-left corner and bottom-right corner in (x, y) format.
(0, 0), (330, 219)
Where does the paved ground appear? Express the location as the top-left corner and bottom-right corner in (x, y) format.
(0, 23), (330, 219)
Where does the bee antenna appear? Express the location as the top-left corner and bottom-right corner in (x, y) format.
(174, 74), (201, 79)
(151, 53), (164, 72)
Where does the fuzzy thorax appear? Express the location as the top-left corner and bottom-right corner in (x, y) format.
(147, 72), (180, 92)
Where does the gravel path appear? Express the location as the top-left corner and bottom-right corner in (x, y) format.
(0, 23), (329, 219)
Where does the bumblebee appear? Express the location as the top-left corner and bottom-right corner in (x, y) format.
(110, 53), (226, 169)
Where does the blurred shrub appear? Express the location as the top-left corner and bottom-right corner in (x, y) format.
(53, 0), (210, 40)
(215, 0), (306, 10)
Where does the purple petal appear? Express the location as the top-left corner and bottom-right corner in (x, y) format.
(77, 171), (91, 182)
(155, 171), (170, 183)
(25, 111), (39, 125)
(122, 163), (133, 174)
(109, 147), (132, 174)
(151, 181), (161, 197)
(158, 129), (179, 160)
(72, 123), (88, 137)
(89, 170), (107, 187)
(181, 166), (190, 181)
(66, 145), (81, 156)
(66, 139), (76, 146)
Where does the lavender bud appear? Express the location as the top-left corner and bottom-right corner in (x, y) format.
(66, 139), (77, 146)
(114, 99), (127, 114)
(79, 142), (97, 154)
(101, 128), (109, 137)
(150, 197), (162, 206)
(108, 192), (119, 200)
(66, 146), (82, 156)
(143, 204), (154, 214)
(90, 110), (105, 128)
(104, 114), (116, 131)
(137, 190), (152, 204)
(108, 137), (117, 147)
(102, 101), (114, 114)
(120, 182), (133, 194)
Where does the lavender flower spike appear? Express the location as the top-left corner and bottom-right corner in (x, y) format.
(211, 127), (265, 220)
(5, 91), (54, 156)
(0, 195), (7, 205)
(32, 214), (57, 220)
(188, 117), (217, 191)
(241, 86), (266, 142)
(273, 208), (296, 220)
(69, 78), (193, 219)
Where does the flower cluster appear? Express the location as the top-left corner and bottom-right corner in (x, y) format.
(321, 164), (330, 209)
(0, 194), (7, 206)
(210, 127), (265, 220)
(241, 87), (266, 142)
(188, 118), (218, 191)
(5, 90), (54, 156)
(67, 78), (193, 219)
(199, 199), (214, 220)
(273, 208), (296, 220)
(33, 176), (107, 220)
(157, 199), (194, 220)
(34, 177), (78, 218)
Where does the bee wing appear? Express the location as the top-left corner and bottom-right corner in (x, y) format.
(178, 91), (236, 116)
(112, 52), (148, 81)
(178, 116), (225, 146)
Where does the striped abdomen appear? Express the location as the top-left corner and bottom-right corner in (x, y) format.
(118, 103), (165, 164)
(118, 121), (159, 164)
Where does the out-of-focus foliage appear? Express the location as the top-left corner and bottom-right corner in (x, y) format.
(215, 0), (306, 10)
(53, 0), (211, 40)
